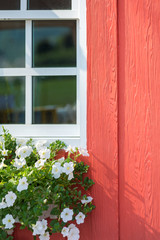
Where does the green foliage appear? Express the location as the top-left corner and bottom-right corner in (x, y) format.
(0, 128), (95, 239)
(50, 140), (66, 153)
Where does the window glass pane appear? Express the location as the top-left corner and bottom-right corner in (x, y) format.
(33, 21), (76, 67)
(28, 0), (71, 10)
(0, 21), (25, 68)
(0, 0), (20, 10)
(33, 76), (76, 124)
(0, 77), (25, 124)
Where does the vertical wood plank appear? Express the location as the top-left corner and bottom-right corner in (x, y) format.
(118, 0), (160, 239)
(86, 0), (119, 239)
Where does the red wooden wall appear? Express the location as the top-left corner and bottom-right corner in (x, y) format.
(87, 0), (160, 239)
(86, 0), (119, 240)
(118, 0), (160, 239)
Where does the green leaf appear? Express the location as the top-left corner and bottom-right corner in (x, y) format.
(52, 222), (61, 233)
(50, 219), (58, 228)
(78, 190), (81, 197)
(1, 230), (7, 238)
(50, 207), (60, 216)
(7, 236), (14, 240)
(20, 225), (26, 230)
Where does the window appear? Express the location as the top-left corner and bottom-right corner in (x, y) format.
(0, 0), (87, 147)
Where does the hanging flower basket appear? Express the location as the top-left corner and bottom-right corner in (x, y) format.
(0, 127), (95, 240)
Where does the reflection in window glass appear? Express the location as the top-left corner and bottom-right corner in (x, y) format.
(33, 76), (76, 124)
(28, 0), (71, 10)
(0, 21), (25, 68)
(0, 77), (25, 124)
(33, 21), (76, 67)
(0, 0), (20, 10)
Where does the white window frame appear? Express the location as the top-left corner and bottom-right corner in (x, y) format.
(0, 0), (87, 147)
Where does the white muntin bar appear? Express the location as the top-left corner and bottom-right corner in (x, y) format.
(31, 68), (77, 76)
(0, 68), (77, 76)
(25, 20), (32, 125)
(25, 75), (32, 124)
(25, 20), (32, 69)
(20, 0), (27, 10)
(0, 11), (79, 20)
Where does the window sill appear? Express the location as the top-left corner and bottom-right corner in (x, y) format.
(0, 124), (86, 147)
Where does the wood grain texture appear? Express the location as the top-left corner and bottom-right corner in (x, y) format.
(86, 0), (119, 240)
(118, 0), (160, 239)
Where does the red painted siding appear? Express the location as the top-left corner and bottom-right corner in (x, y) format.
(86, 0), (119, 240)
(118, 0), (160, 239)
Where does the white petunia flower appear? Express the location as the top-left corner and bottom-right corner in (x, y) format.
(68, 226), (80, 240)
(39, 232), (50, 240)
(5, 191), (17, 207)
(57, 157), (65, 164)
(2, 149), (8, 156)
(62, 162), (74, 175)
(32, 219), (47, 236)
(68, 224), (76, 230)
(0, 158), (5, 169)
(35, 140), (49, 151)
(41, 219), (47, 230)
(61, 227), (69, 237)
(52, 162), (62, 179)
(81, 196), (93, 204)
(75, 212), (85, 224)
(32, 221), (43, 236)
(2, 214), (15, 229)
(78, 147), (89, 157)
(68, 172), (74, 180)
(0, 198), (7, 209)
(16, 146), (32, 158)
(65, 145), (76, 153)
(39, 148), (51, 160)
(13, 158), (26, 170)
(35, 159), (46, 168)
(17, 177), (28, 192)
(60, 208), (73, 223)
(16, 139), (27, 147)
